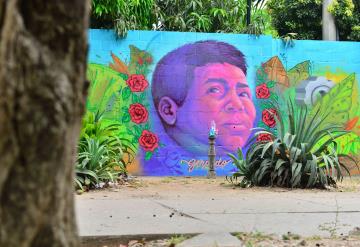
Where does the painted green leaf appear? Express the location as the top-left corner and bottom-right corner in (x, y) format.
(122, 87), (131, 101)
(145, 151), (153, 160)
(267, 80), (276, 88)
(121, 106), (128, 112)
(133, 125), (142, 136)
(311, 73), (355, 126)
(132, 136), (138, 143)
(287, 60), (310, 87)
(139, 92), (146, 102)
(261, 102), (273, 109)
(122, 113), (130, 123)
(132, 93), (140, 103)
(119, 73), (128, 81)
(144, 123), (150, 130)
(86, 64), (125, 118)
(258, 122), (267, 129)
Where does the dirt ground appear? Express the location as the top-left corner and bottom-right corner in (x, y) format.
(84, 175), (360, 198)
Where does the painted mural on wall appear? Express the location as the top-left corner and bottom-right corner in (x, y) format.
(87, 31), (360, 176)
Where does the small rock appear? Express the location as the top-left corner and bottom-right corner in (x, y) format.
(299, 240), (306, 246)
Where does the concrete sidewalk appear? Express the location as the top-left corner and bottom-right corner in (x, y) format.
(76, 177), (360, 240)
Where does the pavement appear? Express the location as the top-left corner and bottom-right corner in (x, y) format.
(76, 177), (360, 246)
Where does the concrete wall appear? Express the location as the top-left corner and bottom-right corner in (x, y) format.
(88, 29), (360, 176)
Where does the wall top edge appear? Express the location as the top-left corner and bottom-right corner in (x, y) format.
(89, 29), (360, 45)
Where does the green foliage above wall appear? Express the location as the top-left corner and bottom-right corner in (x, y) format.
(267, 0), (322, 40)
(91, 0), (276, 37)
(267, 0), (360, 41)
(328, 0), (360, 41)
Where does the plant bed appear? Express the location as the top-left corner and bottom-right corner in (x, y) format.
(228, 99), (358, 189)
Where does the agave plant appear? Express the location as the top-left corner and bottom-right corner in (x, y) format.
(74, 111), (134, 190)
(75, 137), (121, 190)
(228, 100), (358, 188)
(80, 111), (136, 167)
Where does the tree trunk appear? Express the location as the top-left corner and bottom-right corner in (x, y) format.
(0, 1), (89, 246)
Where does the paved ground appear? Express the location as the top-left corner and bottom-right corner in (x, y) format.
(76, 177), (360, 245)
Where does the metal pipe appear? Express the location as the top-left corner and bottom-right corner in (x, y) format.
(246, 0), (251, 26)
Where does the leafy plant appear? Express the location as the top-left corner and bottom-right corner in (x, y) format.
(228, 99), (358, 188)
(267, 0), (322, 40)
(328, 0), (360, 41)
(74, 111), (135, 190)
(267, 0), (360, 41)
(91, 0), (154, 38)
(91, 0), (275, 37)
(75, 137), (120, 190)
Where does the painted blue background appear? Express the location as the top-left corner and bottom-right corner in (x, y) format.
(88, 29), (360, 176)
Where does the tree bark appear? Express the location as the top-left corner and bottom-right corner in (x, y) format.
(0, 1), (89, 246)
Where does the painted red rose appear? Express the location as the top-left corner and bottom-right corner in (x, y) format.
(145, 57), (152, 64)
(126, 74), (148, 92)
(128, 103), (148, 124)
(256, 133), (273, 142)
(262, 108), (279, 128)
(139, 130), (159, 152)
(137, 57), (144, 65)
(256, 83), (270, 99)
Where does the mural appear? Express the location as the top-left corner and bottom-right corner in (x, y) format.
(87, 30), (360, 176)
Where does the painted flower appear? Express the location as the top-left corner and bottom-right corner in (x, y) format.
(139, 130), (159, 152)
(256, 133), (273, 142)
(256, 83), (270, 99)
(262, 108), (279, 128)
(145, 56), (153, 64)
(128, 103), (148, 124)
(137, 57), (144, 65)
(126, 74), (148, 92)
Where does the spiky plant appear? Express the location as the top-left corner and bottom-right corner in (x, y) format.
(228, 100), (358, 188)
(74, 111), (133, 190)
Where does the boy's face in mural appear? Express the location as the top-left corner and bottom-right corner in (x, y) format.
(158, 61), (256, 154)
(177, 62), (256, 151)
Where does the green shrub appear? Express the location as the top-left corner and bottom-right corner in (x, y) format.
(328, 0), (360, 41)
(74, 111), (133, 190)
(267, 0), (322, 40)
(91, 0), (275, 37)
(228, 100), (357, 188)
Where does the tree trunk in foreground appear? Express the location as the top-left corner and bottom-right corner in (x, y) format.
(0, 1), (89, 246)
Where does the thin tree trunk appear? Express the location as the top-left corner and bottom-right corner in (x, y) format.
(0, 1), (89, 246)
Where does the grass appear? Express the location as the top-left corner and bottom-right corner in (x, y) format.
(282, 232), (301, 240)
(167, 235), (188, 245)
(232, 231), (274, 246)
